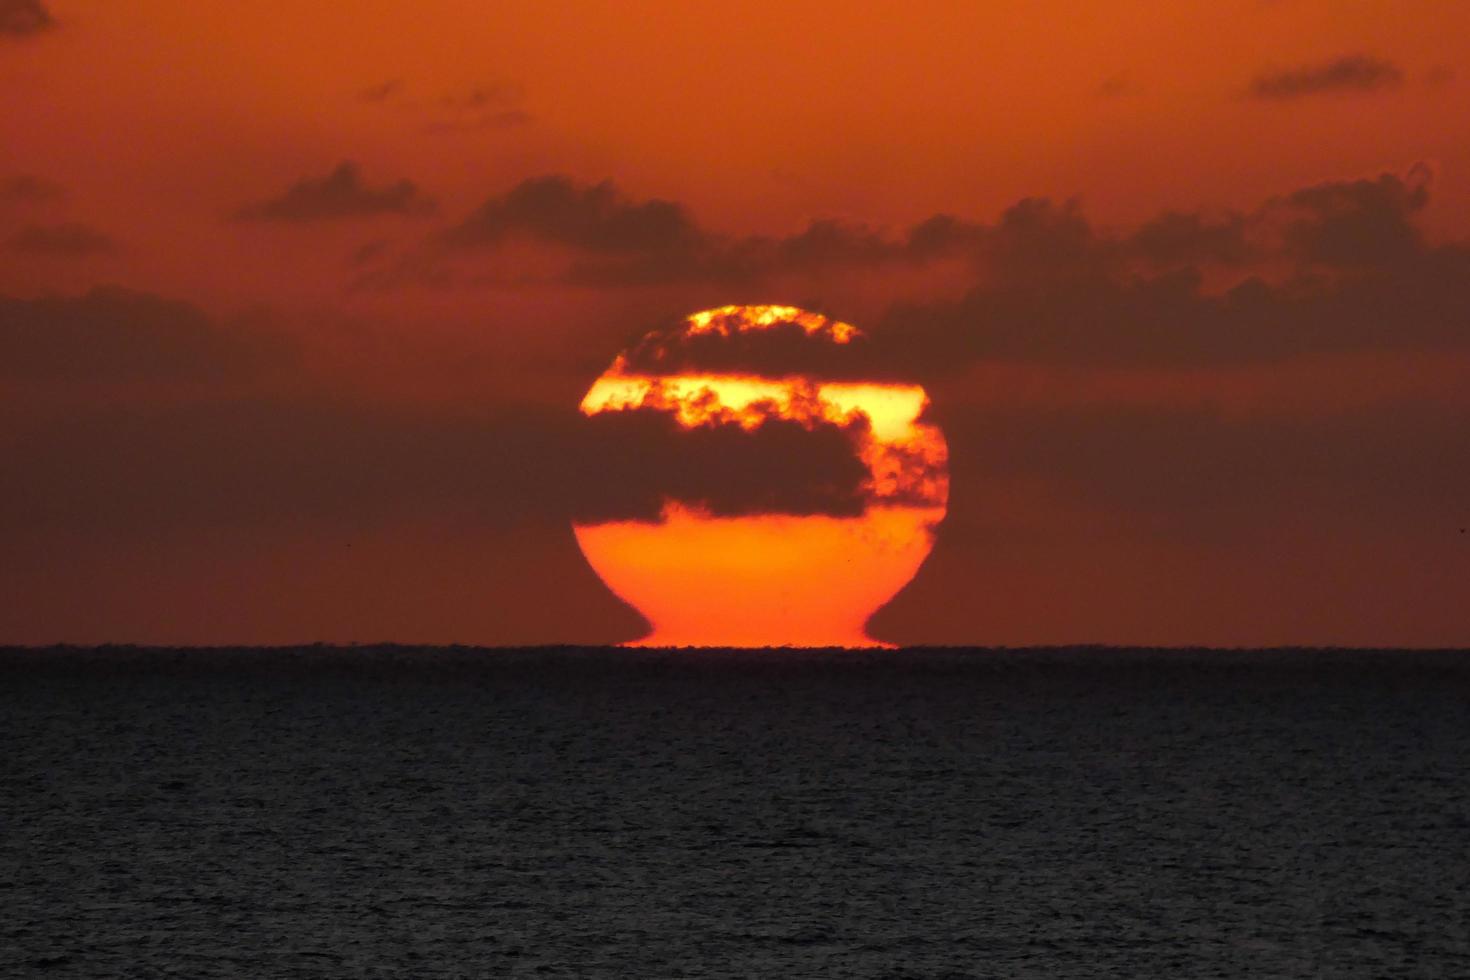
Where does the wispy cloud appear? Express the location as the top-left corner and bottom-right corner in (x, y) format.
(1248, 54), (1403, 100)
(0, 0), (55, 38)
(235, 162), (436, 223)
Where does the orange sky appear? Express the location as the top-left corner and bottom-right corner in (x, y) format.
(7, 2), (1470, 302)
(2, 1), (1468, 646)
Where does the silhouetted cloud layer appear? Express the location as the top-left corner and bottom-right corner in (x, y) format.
(0, 287), (284, 382)
(348, 165), (1470, 387)
(0, 0), (53, 36)
(0, 285), (879, 529)
(236, 162), (435, 222)
(7, 282), (1462, 549)
(0, 397), (556, 535)
(384, 165), (1444, 311)
(957, 401), (1470, 533)
(876, 168), (1464, 372)
(389, 175), (939, 288)
(6, 160), (1470, 643)
(407, 167), (1466, 379)
(1249, 54), (1404, 100)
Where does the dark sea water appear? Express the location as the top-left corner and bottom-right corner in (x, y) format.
(2, 647), (1468, 978)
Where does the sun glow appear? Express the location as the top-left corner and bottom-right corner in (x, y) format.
(576, 503), (945, 647)
(574, 305), (948, 647)
(581, 374), (931, 442)
(684, 304), (859, 343)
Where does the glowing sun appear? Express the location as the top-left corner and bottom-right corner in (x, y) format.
(574, 305), (948, 647)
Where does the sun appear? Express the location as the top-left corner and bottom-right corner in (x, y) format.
(573, 305), (948, 647)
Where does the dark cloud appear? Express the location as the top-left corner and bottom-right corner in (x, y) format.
(359, 79), (403, 103)
(1248, 54), (1404, 100)
(7, 222), (115, 255)
(0, 286), (286, 383)
(0, 174), (64, 203)
(417, 160), (1434, 302)
(409, 177), (1174, 292)
(939, 397), (1470, 542)
(986, 197), (1110, 284)
(0, 377), (867, 538)
(558, 216), (908, 287)
(0, 283), (644, 644)
(572, 406), (873, 523)
(870, 167), (1465, 372)
(869, 394), (1470, 645)
(435, 166), (1442, 371)
(1129, 211), (1255, 267)
(467, 180), (865, 260)
(441, 85), (522, 111)
(0, 286), (877, 535)
(0, 285), (544, 535)
(235, 161), (436, 222)
(425, 83), (532, 133)
(354, 160), (1446, 382)
(1126, 168), (1431, 271)
(881, 248), (1470, 372)
(362, 175), (960, 289)
(0, 0), (54, 37)
(1274, 167), (1429, 267)
(435, 169), (1431, 294)
(0, 397), (560, 535)
(904, 212), (987, 256)
(380, 166), (1468, 379)
(443, 176), (701, 253)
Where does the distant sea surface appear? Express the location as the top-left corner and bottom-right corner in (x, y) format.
(3, 647), (1468, 978)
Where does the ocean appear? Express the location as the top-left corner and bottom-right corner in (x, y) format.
(3, 647), (1467, 978)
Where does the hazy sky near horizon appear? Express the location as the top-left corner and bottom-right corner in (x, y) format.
(3, 0), (1469, 645)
